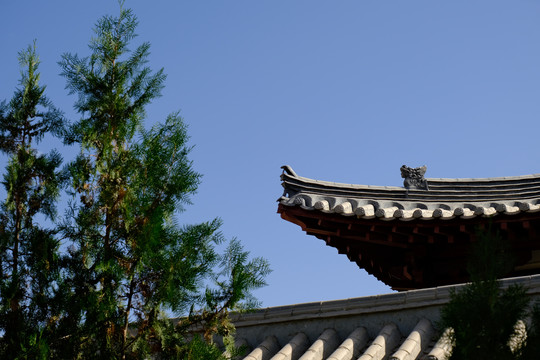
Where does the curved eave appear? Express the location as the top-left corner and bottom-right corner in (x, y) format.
(278, 203), (540, 290)
(279, 165), (540, 221)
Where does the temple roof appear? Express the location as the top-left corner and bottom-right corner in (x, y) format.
(279, 165), (540, 221)
(277, 166), (540, 290)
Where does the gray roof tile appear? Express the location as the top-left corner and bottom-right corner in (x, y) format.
(232, 275), (540, 360)
(279, 165), (540, 221)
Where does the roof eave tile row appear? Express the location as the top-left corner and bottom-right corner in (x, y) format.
(279, 166), (540, 221)
(279, 195), (540, 221)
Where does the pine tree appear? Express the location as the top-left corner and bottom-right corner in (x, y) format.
(58, 6), (269, 359)
(0, 43), (64, 358)
(440, 226), (530, 360)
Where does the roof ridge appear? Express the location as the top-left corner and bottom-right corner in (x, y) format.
(282, 165), (540, 188)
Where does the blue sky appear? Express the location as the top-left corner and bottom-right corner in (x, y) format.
(2, 1), (540, 307)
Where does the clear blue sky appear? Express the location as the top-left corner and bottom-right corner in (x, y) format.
(2, 1), (540, 307)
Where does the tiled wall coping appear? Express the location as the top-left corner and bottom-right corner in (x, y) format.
(232, 275), (540, 328)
